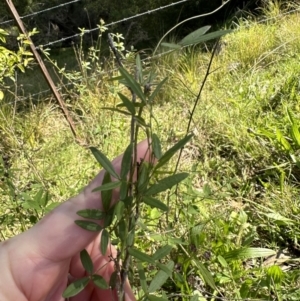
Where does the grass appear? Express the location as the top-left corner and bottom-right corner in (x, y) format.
(1, 3), (300, 300)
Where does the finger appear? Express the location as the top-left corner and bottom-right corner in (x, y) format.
(8, 140), (152, 261)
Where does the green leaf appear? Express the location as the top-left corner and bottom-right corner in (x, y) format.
(92, 274), (109, 289)
(118, 219), (127, 241)
(179, 29), (232, 46)
(149, 261), (174, 293)
(147, 295), (168, 301)
(137, 162), (150, 193)
(161, 42), (181, 49)
(102, 107), (132, 116)
(179, 26), (211, 45)
(136, 53), (143, 84)
(148, 77), (168, 104)
(80, 249), (94, 274)
(134, 115), (148, 127)
(119, 67), (146, 102)
(92, 180), (122, 193)
(138, 262), (148, 293)
(62, 277), (90, 298)
(291, 123), (300, 147)
(114, 201), (125, 221)
(89, 147), (119, 179)
(77, 209), (105, 220)
(144, 173), (189, 196)
(118, 93), (136, 115)
(75, 220), (102, 232)
(223, 247), (276, 261)
(119, 181), (128, 201)
(109, 270), (118, 289)
(264, 212), (293, 224)
(217, 255), (228, 268)
(151, 133), (162, 160)
(193, 260), (216, 290)
(156, 263), (173, 277)
(128, 248), (155, 264)
(153, 245), (173, 260)
(100, 229), (110, 255)
(101, 172), (113, 211)
(121, 143), (133, 179)
(276, 129), (291, 151)
(0, 90), (4, 100)
(34, 189), (47, 207)
(155, 134), (193, 170)
(143, 196), (168, 212)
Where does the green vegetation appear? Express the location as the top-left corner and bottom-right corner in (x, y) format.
(1, 2), (300, 300)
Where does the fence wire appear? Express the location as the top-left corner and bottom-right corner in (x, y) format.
(37, 0), (192, 49)
(3, 1), (300, 106)
(0, 0), (81, 26)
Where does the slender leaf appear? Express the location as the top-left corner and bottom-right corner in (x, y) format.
(148, 77), (168, 104)
(102, 107), (131, 116)
(144, 173), (189, 196)
(119, 181), (128, 201)
(109, 270), (118, 289)
(127, 230), (135, 246)
(100, 229), (110, 255)
(118, 219), (127, 241)
(151, 133), (162, 160)
(223, 247), (276, 261)
(77, 209), (105, 220)
(128, 248), (155, 264)
(101, 172), (113, 211)
(217, 255), (228, 268)
(33, 189), (44, 207)
(194, 260), (216, 290)
(134, 115), (148, 127)
(121, 143), (133, 179)
(80, 249), (94, 274)
(118, 93), (136, 115)
(156, 263), (173, 276)
(149, 261), (174, 293)
(75, 220), (102, 232)
(92, 180), (122, 193)
(179, 26), (211, 45)
(155, 134), (193, 170)
(119, 67), (146, 102)
(138, 262), (148, 293)
(92, 274), (109, 289)
(291, 123), (300, 147)
(179, 29), (232, 46)
(143, 196), (168, 212)
(276, 129), (291, 151)
(62, 277), (90, 298)
(153, 245), (173, 260)
(136, 53), (143, 84)
(90, 147), (119, 179)
(138, 162), (150, 193)
(161, 42), (181, 49)
(114, 201), (125, 221)
(147, 295), (168, 301)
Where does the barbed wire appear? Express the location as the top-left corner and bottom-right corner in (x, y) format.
(3, 1), (300, 106)
(37, 0), (192, 49)
(0, 0), (81, 26)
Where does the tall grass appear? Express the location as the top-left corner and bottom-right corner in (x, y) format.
(1, 3), (300, 300)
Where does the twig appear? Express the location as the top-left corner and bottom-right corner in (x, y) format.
(170, 39), (221, 222)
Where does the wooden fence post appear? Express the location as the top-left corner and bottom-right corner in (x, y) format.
(5, 0), (79, 142)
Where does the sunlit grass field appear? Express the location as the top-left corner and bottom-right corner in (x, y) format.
(1, 3), (300, 300)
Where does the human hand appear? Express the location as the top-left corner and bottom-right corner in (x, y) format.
(0, 140), (151, 301)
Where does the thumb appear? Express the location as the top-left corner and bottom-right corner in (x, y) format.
(10, 140), (152, 261)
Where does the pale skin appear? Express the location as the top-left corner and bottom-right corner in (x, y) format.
(0, 140), (151, 301)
